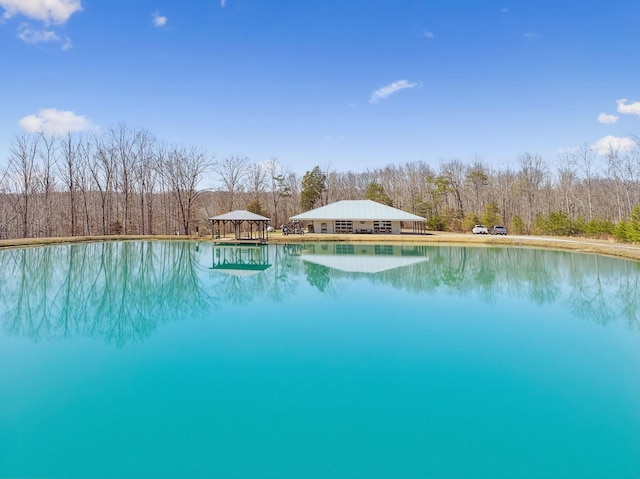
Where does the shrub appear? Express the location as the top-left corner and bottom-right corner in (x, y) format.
(462, 213), (480, 233)
(511, 216), (526, 235)
(426, 214), (448, 231)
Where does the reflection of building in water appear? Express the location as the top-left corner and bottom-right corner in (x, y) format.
(300, 243), (429, 273)
(211, 245), (272, 276)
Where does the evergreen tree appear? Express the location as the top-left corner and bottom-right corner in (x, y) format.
(300, 166), (326, 211)
(364, 182), (393, 206)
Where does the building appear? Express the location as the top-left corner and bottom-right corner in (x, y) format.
(290, 200), (426, 234)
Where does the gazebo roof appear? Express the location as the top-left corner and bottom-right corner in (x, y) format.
(209, 210), (270, 221)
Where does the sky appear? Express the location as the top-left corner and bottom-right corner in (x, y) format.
(1, 0), (639, 177)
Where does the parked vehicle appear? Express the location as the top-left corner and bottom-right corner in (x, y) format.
(491, 225), (507, 235)
(472, 224), (488, 234)
(281, 221), (305, 235)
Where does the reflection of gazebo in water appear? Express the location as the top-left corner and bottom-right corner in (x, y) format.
(208, 210), (270, 244)
(210, 245), (271, 276)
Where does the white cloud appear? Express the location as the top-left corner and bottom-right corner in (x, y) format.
(617, 98), (640, 116)
(0, 0), (82, 24)
(152, 11), (167, 27)
(17, 23), (59, 43)
(597, 112), (619, 124)
(17, 23), (71, 48)
(593, 135), (635, 155)
(370, 80), (419, 104)
(220, 0), (226, 6)
(18, 108), (97, 135)
(423, 30), (434, 39)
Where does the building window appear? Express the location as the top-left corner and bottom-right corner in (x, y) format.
(336, 244), (355, 255)
(335, 220), (353, 233)
(374, 220), (392, 233)
(375, 245), (394, 255)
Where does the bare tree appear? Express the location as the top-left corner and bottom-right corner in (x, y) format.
(264, 158), (292, 226)
(439, 159), (466, 221)
(465, 159), (489, 216)
(7, 134), (40, 238)
(57, 133), (82, 236)
(89, 134), (116, 235)
(606, 143), (640, 220)
(109, 124), (137, 233)
(570, 143), (599, 220)
(162, 145), (212, 235)
(516, 153), (547, 232)
(130, 129), (157, 234)
(212, 155), (250, 211)
(556, 152), (580, 219)
(36, 133), (58, 237)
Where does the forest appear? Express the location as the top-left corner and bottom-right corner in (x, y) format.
(1, 124), (640, 242)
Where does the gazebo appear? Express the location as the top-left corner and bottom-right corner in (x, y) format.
(208, 210), (270, 243)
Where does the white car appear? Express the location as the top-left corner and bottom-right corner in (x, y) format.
(472, 224), (488, 234)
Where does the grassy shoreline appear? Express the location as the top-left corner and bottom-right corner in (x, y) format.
(1, 232), (639, 262)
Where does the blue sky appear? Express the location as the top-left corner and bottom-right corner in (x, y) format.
(1, 0), (639, 176)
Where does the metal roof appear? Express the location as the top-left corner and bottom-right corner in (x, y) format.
(290, 200), (425, 221)
(208, 210), (270, 221)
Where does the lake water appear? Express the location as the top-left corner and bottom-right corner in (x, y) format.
(0, 241), (639, 478)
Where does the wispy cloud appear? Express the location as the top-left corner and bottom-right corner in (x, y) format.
(593, 135), (635, 155)
(423, 30), (434, 39)
(370, 80), (419, 104)
(220, 0), (227, 7)
(17, 23), (71, 49)
(19, 108), (98, 135)
(597, 112), (619, 124)
(617, 98), (640, 116)
(152, 11), (167, 27)
(0, 0), (82, 24)
(18, 24), (59, 43)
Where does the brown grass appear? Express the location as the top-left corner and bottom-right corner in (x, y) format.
(1, 232), (639, 262)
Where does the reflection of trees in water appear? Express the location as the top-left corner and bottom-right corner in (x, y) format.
(0, 242), (216, 346)
(618, 262), (640, 330)
(565, 254), (613, 326)
(565, 254), (640, 329)
(303, 261), (331, 292)
(265, 244), (303, 302)
(1, 242), (639, 344)
(205, 244), (302, 306)
(295, 244), (640, 329)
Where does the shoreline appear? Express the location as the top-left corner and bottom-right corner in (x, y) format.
(1, 232), (639, 263)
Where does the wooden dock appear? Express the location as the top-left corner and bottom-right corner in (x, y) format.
(212, 237), (268, 246)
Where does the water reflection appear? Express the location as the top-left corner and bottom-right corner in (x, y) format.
(0, 241), (638, 345)
(0, 241), (216, 346)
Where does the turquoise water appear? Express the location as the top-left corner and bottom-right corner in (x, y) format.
(0, 241), (639, 478)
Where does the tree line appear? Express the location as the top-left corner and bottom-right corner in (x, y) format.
(1, 125), (640, 242)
